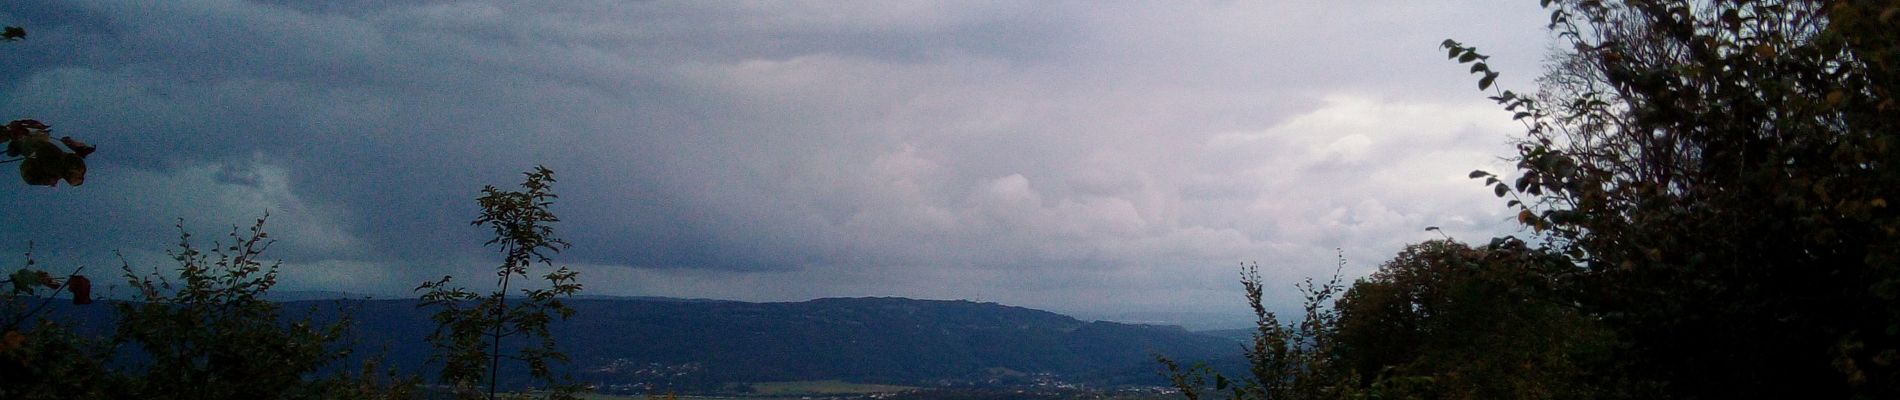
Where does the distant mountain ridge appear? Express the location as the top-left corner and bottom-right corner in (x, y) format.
(262, 290), (380, 301)
(33, 296), (1241, 392)
(361, 296), (1240, 390)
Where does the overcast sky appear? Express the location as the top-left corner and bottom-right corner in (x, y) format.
(2, 1), (1554, 328)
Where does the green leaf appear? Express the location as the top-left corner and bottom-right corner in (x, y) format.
(1494, 183), (1509, 197)
(20, 157), (58, 186)
(1458, 51), (1479, 63)
(60, 136), (95, 158)
(1479, 72), (1500, 90)
(12, 134), (57, 158)
(60, 153), (87, 186)
(1469, 170), (1490, 178)
(9, 132), (87, 186)
(10, 269), (42, 293)
(19, 150), (81, 186)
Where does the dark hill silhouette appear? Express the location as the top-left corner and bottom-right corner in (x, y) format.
(30, 296), (1238, 391)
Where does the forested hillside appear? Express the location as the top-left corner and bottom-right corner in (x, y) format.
(37, 296), (1238, 392)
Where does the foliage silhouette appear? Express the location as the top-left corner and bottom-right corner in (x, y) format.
(0, 30), (100, 386)
(1452, 0), (1900, 397)
(1161, 242), (1622, 399)
(1159, 256), (1353, 400)
(1, 28), (95, 187)
(418, 166), (583, 399)
(1170, 2), (1900, 399)
(1332, 239), (1624, 399)
(4, 217), (419, 399)
(0, 247), (109, 399)
(110, 217), (356, 399)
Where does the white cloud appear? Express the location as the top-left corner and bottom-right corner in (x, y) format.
(100, 154), (366, 260)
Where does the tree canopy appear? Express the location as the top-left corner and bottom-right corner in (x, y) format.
(1334, 239), (1616, 399)
(1455, 0), (1899, 397)
(1171, 1), (1900, 399)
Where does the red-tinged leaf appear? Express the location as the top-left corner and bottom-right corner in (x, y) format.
(0, 330), (23, 353)
(8, 119), (47, 131)
(5, 119), (47, 142)
(35, 270), (57, 288)
(68, 275), (92, 305)
(59, 136), (95, 158)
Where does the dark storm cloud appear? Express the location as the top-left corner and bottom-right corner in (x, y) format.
(0, 1), (1553, 322)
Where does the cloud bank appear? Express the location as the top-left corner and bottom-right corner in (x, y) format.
(0, 1), (1553, 327)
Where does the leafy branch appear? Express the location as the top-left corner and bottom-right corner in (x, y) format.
(419, 166), (582, 400)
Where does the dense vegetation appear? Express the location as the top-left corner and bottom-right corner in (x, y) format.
(1165, 0), (1900, 399)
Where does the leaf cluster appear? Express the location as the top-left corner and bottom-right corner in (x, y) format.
(3, 119), (93, 187)
(2, 29), (95, 187)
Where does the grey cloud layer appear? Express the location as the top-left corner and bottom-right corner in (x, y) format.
(0, 1), (1551, 321)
